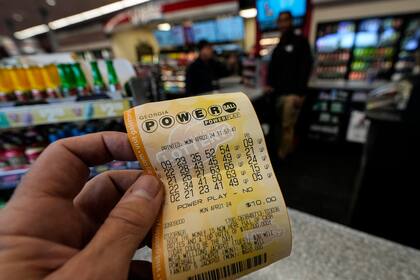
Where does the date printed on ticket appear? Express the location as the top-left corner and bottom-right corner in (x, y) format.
(124, 92), (292, 280)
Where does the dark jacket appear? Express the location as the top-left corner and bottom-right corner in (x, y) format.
(267, 30), (313, 95)
(185, 58), (229, 96)
(404, 74), (420, 123)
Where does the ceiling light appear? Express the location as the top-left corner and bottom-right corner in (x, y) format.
(49, 0), (149, 30)
(239, 8), (257, 19)
(14, 0), (150, 39)
(46, 0), (56, 6)
(81, 9), (103, 20)
(97, 2), (125, 15)
(14, 24), (49, 40)
(157, 23), (171, 31)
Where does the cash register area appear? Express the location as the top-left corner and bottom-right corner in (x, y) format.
(0, 0), (419, 279)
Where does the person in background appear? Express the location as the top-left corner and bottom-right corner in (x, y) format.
(266, 11), (313, 159)
(226, 53), (241, 76)
(403, 48), (420, 123)
(185, 40), (229, 96)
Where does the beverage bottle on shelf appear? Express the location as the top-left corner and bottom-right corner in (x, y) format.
(0, 67), (15, 102)
(25, 66), (47, 100)
(9, 66), (32, 102)
(105, 60), (121, 93)
(24, 146), (44, 164)
(2, 143), (27, 169)
(57, 64), (72, 97)
(0, 156), (7, 171)
(70, 126), (83, 137)
(0, 139), (8, 170)
(0, 68), (6, 102)
(41, 64), (61, 98)
(64, 64), (78, 96)
(47, 127), (59, 143)
(71, 63), (89, 96)
(90, 61), (105, 94)
(23, 129), (46, 164)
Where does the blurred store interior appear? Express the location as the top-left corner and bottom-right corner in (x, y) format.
(0, 0), (420, 262)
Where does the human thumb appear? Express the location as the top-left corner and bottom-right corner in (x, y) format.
(81, 175), (163, 277)
(45, 175), (163, 280)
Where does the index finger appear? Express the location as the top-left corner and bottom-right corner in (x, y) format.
(16, 132), (137, 199)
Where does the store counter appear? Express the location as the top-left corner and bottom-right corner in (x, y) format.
(308, 79), (387, 91)
(134, 209), (420, 279)
(216, 76), (264, 100)
(217, 77), (388, 99)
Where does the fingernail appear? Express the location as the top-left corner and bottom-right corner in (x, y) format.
(132, 175), (161, 200)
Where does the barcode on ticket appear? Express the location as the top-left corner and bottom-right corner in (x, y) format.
(187, 253), (267, 280)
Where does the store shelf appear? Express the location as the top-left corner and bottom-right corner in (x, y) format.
(0, 168), (27, 190)
(0, 98), (131, 129)
(309, 79), (387, 91)
(0, 168), (28, 190)
(0, 161), (140, 190)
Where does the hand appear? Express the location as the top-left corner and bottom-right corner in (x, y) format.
(0, 132), (164, 280)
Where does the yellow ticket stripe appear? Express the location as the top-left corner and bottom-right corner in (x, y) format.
(124, 108), (166, 280)
(124, 108), (155, 175)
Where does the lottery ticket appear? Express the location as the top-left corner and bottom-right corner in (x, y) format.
(124, 92), (291, 280)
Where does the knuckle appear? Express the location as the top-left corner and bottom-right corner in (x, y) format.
(49, 139), (65, 150)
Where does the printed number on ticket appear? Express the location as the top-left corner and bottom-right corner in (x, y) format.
(124, 92), (292, 280)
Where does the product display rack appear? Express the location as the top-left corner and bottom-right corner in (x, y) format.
(309, 12), (419, 145)
(0, 160), (140, 191)
(308, 89), (350, 142)
(313, 12), (420, 83)
(158, 51), (196, 98)
(0, 55), (138, 202)
(314, 21), (356, 80)
(392, 15), (420, 81)
(160, 63), (187, 96)
(307, 82), (372, 144)
(0, 107), (134, 192)
(349, 17), (403, 81)
(242, 58), (262, 88)
(0, 98), (130, 129)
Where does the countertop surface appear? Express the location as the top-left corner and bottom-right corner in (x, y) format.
(216, 77), (389, 97)
(134, 209), (420, 279)
(214, 76), (263, 100)
(242, 209), (420, 280)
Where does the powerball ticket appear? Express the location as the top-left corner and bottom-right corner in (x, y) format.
(124, 92), (292, 280)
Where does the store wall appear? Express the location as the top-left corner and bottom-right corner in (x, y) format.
(310, 0), (420, 44)
(111, 27), (159, 62)
(244, 18), (256, 52)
